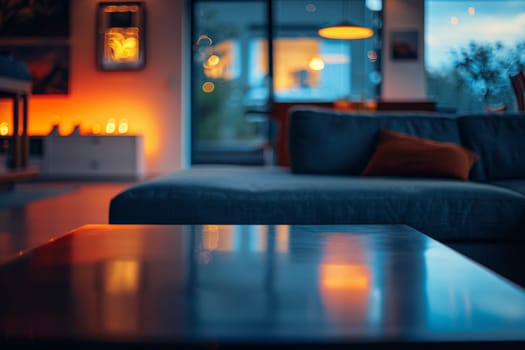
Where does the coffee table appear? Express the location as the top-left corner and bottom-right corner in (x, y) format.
(1, 224), (524, 348)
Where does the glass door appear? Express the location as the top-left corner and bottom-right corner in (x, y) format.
(190, 0), (383, 165)
(191, 0), (271, 165)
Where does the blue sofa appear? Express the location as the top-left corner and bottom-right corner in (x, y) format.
(109, 107), (525, 243)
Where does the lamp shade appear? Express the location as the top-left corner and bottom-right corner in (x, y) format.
(318, 22), (374, 40)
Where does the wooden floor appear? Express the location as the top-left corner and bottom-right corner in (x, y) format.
(0, 180), (136, 264)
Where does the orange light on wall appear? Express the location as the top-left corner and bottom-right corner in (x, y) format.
(0, 122), (8, 136)
(92, 123), (102, 135)
(97, 2), (146, 71)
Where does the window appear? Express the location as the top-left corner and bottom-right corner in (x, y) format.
(191, 0), (383, 165)
(425, 0), (525, 113)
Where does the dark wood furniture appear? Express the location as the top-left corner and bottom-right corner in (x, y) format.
(376, 99), (436, 111)
(1, 224), (524, 348)
(0, 75), (38, 185)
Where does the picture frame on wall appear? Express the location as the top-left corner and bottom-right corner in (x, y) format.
(0, 0), (70, 95)
(96, 2), (146, 71)
(0, 0), (70, 38)
(0, 44), (70, 95)
(391, 30), (419, 60)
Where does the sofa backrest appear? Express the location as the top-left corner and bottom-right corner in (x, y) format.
(458, 114), (525, 181)
(288, 107), (462, 175)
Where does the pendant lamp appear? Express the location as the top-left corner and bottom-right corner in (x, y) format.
(318, 1), (374, 40)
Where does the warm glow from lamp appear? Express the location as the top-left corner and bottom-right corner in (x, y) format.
(104, 260), (140, 295)
(318, 23), (374, 40)
(0, 81), (159, 169)
(468, 7), (475, 16)
(205, 54), (220, 68)
(320, 264), (370, 289)
(202, 41), (234, 79)
(308, 57), (325, 71)
(118, 118), (129, 134)
(450, 16), (459, 25)
(0, 122), (8, 136)
(202, 81), (215, 93)
(105, 118), (116, 134)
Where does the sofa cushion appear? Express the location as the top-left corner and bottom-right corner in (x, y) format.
(288, 108), (461, 175)
(109, 165), (525, 241)
(458, 114), (525, 181)
(362, 129), (479, 180)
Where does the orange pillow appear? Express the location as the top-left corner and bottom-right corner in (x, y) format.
(361, 129), (479, 181)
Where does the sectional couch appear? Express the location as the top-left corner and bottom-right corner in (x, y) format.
(109, 107), (525, 246)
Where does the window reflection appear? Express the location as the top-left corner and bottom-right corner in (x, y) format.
(275, 225), (289, 253)
(320, 264), (370, 289)
(200, 224), (289, 253)
(101, 259), (141, 333)
(202, 224), (234, 251)
(103, 259), (141, 295)
(318, 234), (372, 326)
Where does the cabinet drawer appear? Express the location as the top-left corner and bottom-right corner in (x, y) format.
(42, 135), (143, 179)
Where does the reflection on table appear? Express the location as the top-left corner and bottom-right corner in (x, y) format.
(0, 224), (524, 346)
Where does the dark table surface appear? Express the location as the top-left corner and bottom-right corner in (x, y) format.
(1, 224), (525, 349)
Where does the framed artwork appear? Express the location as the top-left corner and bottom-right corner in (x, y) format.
(391, 30), (419, 60)
(0, 44), (70, 94)
(96, 2), (146, 71)
(0, 0), (70, 38)
(0, 0), (70, 94)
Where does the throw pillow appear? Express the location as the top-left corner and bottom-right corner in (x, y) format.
(361, 129), (479, 180)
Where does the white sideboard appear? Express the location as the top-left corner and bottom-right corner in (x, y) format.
(39, 135), (144, 180)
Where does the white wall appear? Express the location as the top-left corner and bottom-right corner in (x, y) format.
(382, 0), (426, 99)
(71, 0), (186, 175)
